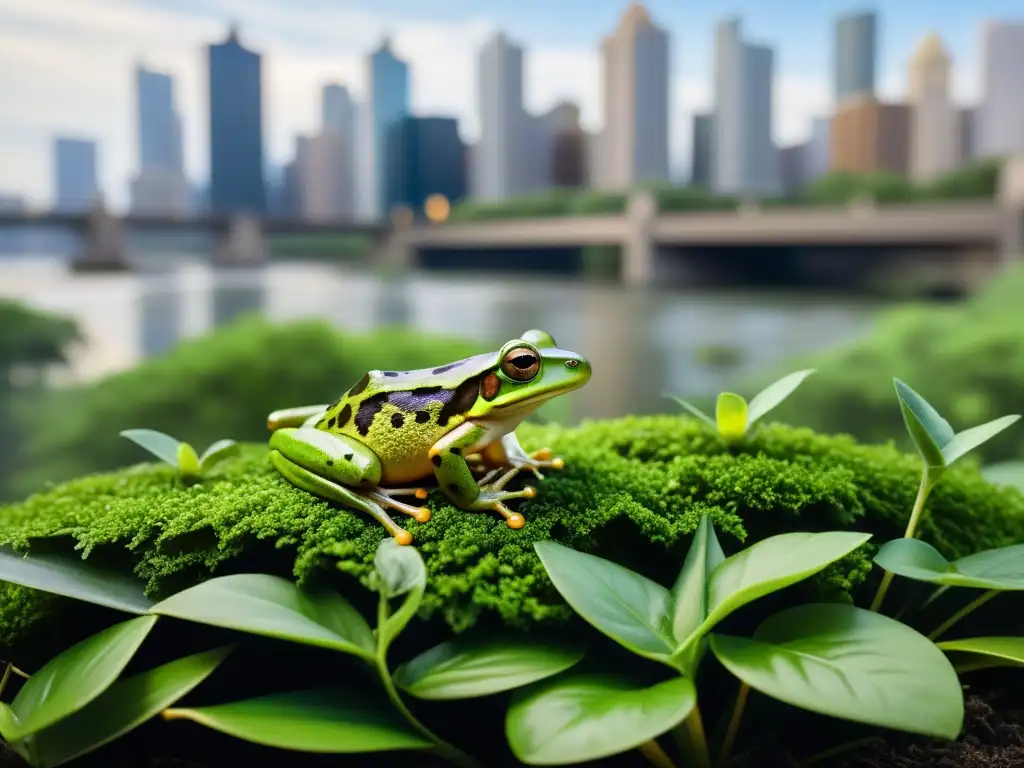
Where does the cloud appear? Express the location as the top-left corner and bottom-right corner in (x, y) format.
(0, 0), (843, 210)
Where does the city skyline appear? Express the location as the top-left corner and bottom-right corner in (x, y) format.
(1, 0), (1021, 209)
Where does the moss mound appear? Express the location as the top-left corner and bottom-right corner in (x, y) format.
(2, 416), (1023, 654)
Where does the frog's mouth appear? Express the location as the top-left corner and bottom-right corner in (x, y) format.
(488, 390), (569, 419)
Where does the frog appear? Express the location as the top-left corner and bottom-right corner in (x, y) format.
(265, 329), (591, 545)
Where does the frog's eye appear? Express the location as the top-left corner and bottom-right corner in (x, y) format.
(501, 347), (540, 382)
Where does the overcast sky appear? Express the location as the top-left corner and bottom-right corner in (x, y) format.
(0, 0), (1019, 209)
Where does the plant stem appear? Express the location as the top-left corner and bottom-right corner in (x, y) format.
(638, 739), (678, 768)
(718, 682), (750, 767)
(928, 589), (999, 641)
(794, 736), (884, 767)
(871, 467), (933, 612)
(673, 707), (712, 768)
(0, 664), (11, 699)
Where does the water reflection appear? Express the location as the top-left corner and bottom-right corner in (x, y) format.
(0, 255), (887, 421)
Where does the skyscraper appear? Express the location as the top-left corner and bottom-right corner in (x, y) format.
(476, 32), (527, 201)
(207, 25), (266, 214)
(976, 22), (1024, 159)
(712, 18), (777, 195)
(908, 33), (957, 183)
(834, 11), (877, 102)
(597, 4), (670, 190)
(831, 95), (910, 174)
(385, 117), (466, 217)
(690, 113), (713, 187)
(131, 65), (188, 215)
(318, 84), (358, 220)
(53, 137), (99, 212)
(366, 38), (410, 218)
(322, 83), (356, 133)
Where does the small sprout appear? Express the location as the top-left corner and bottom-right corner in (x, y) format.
(120, 429), (238, 481)
(667, 369), (816, 443)
(893, 379), (1020, 480)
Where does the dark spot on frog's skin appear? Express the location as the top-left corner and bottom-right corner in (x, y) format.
(391, 413), (405, 429)
(388, 386), (450, 414)
(481, 372), (501, 401)
(336, 403), (352, 429)
(345, 453), (353, 462)
(450, 446), (461, 456)
(438, 375), (482, 426)
(348, 373), (370, 397)
(447, 483), (462, 496)
(327, 416), (337, 429)
(383, 371), (399, 377)
(326, 460), (334, 466)
(432, 360), (464, 375)
(415, 410), (430, 423)
(354, 393), (388, 436)
(431, 454), (443, 467)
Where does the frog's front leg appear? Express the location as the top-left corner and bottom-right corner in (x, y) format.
(469, 431), (565, 480)
(269, 427), (430, 546)
(267, 405), (331, 431)
(429, 422), (536, 530)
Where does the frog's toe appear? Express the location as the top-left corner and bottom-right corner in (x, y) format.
(478, 497), (527, 529)
(367, 489), (432, 524)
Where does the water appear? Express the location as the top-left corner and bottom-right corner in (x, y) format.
(0, 253), (889, 421)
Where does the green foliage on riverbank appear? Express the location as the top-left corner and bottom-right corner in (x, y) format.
(769, 265), (1024, 463)
(3, 415), (1022, 657)
(11, 317), (483, 500)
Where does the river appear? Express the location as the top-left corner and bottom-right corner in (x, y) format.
(0, 253), (890, 422)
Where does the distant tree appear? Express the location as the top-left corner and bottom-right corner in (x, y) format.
(924, 158), (1002, 200)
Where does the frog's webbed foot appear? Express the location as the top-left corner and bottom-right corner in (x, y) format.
(468, 467), (536, 530)
(469, 447), (565, 481)
(366, 486), (432, 524)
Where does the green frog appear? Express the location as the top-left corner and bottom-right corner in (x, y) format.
(266, 329), (591, 545)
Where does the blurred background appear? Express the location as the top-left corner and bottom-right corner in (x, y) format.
(1, 0), (1023, 502)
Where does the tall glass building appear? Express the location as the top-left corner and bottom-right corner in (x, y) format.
(385, 117), (466, 217)
(206, 26), (266, 214)
(136, 66), (182, 172)
(834, 11), (877, 102)
(367, 39), (410, 218)
(53, 137), (98, 212)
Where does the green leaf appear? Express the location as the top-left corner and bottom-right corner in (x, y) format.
(7, 615), (158, 740)
(374, 539), (427, 655)
(534, 541), (675, 662)
(665, 395), (716, 428)
(715, 392), (748, 440)
(149, 574), (375, 660)
(710, 603), (963, 740)
(746, 369), (817, 425)
(874, 539), (1024, 590)
(27, 646), (232, 768)
(119, 428), (182, 468)
(199, 439), (240, 471)
(506, 673), (696, 765)
(893, 378), (953, 468)
(702, 531), (872, 633)
(393, 636), (585, 700)
(941, 415), (1021, 466)
(937, 637), (1024, 670)
(981, 460), (1024, 492)
(176, 443), (201, 477)
(162, 687), (433, 753)
(0, 546), (154, 614)
(669, 514), (725, 643)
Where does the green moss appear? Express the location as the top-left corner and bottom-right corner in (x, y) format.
(3, 416), (1023, 654)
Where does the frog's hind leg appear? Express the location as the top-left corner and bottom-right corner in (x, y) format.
(267, 405), (330, 431)
(366, 487), (432, 523)
(270, 451), (416, 545)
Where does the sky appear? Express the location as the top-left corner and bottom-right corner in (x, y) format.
(0, 0), (1020, 211)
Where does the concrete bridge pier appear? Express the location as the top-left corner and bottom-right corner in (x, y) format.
(998, 154), (1024, 261)
(622, 189), (658, 287)
(71, 201), (129, 272)
(214, 215), (268, 267)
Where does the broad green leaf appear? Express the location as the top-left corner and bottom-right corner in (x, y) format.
(0, 703), (18, 741)
(8, 615), (158, 740)
(893, 378), (953, 468)
(747, 369), (817, 425)
(534, 541), (675, 661)
(374, 539), (427, 655)
(937, 637), (1024, 670)
(176, 443), (201, 477)
(941, 415), (1021, 466)
(666, 395), (716, 428)
(715, 392), (748, 440)
(162, 687), (432, 753)
(874, 539), (1024, 590)
(149, 574), (375, 660)
(0, 546), (154, 614)
(702, 531), (872, 632)
(710, 603), (963, 740)
(670, 514), (725, 644)
(119, 428), (182, 468)
(506, 673), (697, 765)
(28, 645), (232, 768)
(393, 636), (584, 700)
(199, 439), (240, 471)
(982, 460), (1024, 492)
